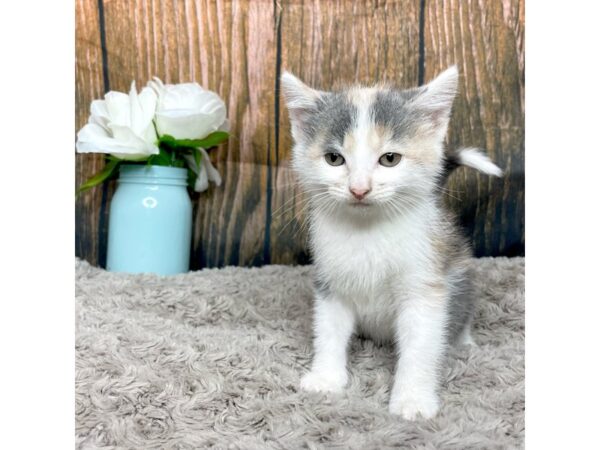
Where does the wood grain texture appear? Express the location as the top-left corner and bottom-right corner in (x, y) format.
(424, 0), (525, 256)
(102, 0), (278, 268)
(75, 0), (525, 268)
(75, 0), (108, 266)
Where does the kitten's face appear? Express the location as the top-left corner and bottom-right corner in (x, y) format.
(282, 67), (458, 215)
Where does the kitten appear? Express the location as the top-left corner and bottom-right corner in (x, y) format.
(281, 66), (502, 421)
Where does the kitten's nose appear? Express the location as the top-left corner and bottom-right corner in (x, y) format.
(350, 187), (371, 201)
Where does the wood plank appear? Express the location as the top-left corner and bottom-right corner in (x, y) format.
(271, 0), (422, 264)
(424, 0), (525, 256)
(102, 0), (278, 268)
(77, 0), (525, 267)
(75, 0), (107, 266)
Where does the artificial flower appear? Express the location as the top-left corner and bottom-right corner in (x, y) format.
(148, 77), (229, 140)
(76, 82), (159, 160)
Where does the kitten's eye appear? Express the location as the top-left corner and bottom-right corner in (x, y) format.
(379, 152), (402, 167)
(324, 152), (345, 166)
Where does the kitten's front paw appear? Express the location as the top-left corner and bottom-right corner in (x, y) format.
(300, 370), (347, 394)
(389, 391), (440, 421)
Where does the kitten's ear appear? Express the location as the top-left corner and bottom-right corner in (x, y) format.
(281, 71), (323, 140)
(411, 65), (459, 133)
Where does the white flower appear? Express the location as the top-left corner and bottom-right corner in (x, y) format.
(148, 77), (229, 140)
(76, 82), (159, 160)
(183, 148), (222, 192)
(149, 77), (228, 192)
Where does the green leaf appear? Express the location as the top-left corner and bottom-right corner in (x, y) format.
(147, 148), (173, 166)
(158, 131), (229, 150)
(76, 158), (120, 197)
(193, 148), (202, 168)
(187, 168), (197, 190)
(193, 131), (230, 148)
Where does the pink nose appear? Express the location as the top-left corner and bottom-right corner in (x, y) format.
(350, 188), (371, 200)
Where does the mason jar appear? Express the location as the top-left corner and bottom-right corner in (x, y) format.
(106, 164), (192, 275)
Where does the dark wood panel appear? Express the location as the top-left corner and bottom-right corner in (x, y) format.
(424, 0), (525, 256)
(102, 0), (278, 268)
(271, 0), (422, 265)
(75, 0), (108, 266)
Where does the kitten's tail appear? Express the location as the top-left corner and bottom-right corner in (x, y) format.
(442, 147), (503, 181)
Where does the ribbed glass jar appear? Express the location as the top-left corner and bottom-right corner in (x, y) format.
(106, 165), (192, 275)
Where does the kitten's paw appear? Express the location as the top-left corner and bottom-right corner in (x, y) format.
(458, 328), (477, 347)
(389, 391), (440, 421)
(300, 370), (347, 394)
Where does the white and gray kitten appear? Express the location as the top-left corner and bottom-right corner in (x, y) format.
(281, 66), (502, 420)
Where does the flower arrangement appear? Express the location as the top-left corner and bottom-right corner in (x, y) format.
(76, 78), (229, 193)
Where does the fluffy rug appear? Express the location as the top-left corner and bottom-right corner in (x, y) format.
(76, 257), (524, 449)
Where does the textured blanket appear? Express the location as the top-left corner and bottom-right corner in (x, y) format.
(76, 257), (524, 449)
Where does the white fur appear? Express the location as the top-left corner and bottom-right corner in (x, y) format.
(389, 288), (447, 419)
(280, 71), (323, 143)
(280, 72), (320, 110)
(409, 65), (459, 139)
(306, 201), (448, 420)
(300, 295), (354, 393)
(412, 66), (458, 112)
(457, 320), (476, 346)
(457, 148), (503, 177)
(282, 68), (478, 421)
(347, 88), (379, 194)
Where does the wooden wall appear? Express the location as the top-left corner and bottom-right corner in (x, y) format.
(76, 0), (524, 269)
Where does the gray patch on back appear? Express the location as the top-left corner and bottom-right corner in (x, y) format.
(446, 270), (476, 343)
(313, 275), (331, 297)
(440, 216), (476, 343)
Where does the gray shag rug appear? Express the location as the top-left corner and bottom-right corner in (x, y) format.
(76, 257), (524, 449)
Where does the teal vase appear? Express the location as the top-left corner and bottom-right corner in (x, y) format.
(106, 165), (192, 275)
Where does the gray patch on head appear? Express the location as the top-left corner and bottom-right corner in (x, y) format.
(371, 88), (425, 140)
(302, 92), (357, 146)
